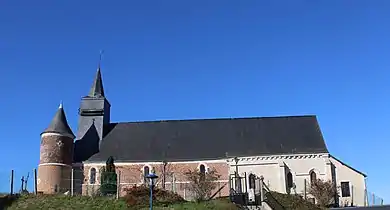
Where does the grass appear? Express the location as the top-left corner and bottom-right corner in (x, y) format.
(4, 192), (324, 210)
(136, 200), (238, 210)
(5, 194), (239, 210)
(6, 194), (128, 210)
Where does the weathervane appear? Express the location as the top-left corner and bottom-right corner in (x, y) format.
(98, 50), (104, 69)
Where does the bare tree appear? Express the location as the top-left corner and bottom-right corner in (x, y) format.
(154, 161), (174, 189)
(308, 179), (338, 207)
(156, 144), (172, 189)
(184, 168), (221, 202)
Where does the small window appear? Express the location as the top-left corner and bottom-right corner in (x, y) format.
(199, 164), (206, 181)
(286, 172), (293, 188)
(249, 174), (256, 189)
(199, 164), (206, 174)
(310, 171), (317, 184)
(341, 182), (351, 197)
(89, 168), (96, 184)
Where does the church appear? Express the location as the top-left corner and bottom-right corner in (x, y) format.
(37, 65), (367, 207)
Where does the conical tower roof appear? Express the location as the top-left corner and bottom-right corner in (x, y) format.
(41, 103), (75, 138)
(88, 67), (105, 97)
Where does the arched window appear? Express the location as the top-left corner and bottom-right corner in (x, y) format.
(286, 172), (293, 188)
(143, 166), (150, 183)
(89, 168), (96, 184)
(199, 164), (206, 181)
(249, 174), (256, 189)
(310, 171), (317, 184)
(199, 164), (206, 174)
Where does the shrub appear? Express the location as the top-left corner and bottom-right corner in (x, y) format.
(123, 185), (184, 207)
(184, 168), (221, 202)
(308, 179), (338, 207)
(100, 156), (118, 196)
(270, 192), (322, 210)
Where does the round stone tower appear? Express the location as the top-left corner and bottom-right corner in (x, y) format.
(37, 103), (75, 194)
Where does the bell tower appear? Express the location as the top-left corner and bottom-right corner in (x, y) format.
(37, 103), (75, 194)
(73, 52), (111, 162)
(76, 67), (111, 144)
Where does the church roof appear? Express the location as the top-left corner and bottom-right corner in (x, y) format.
(88, 68), (105, 98)
(42, 103), (75, 138)
(85, 115), (328, 162)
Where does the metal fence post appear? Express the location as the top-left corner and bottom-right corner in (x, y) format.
(10, 170), (14, 195)
(71, 168), (74, 196)
(304, 179), (307, 200)
(116, 171), (121, 199)
(259, 176), (264, 204)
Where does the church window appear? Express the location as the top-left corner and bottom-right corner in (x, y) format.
(89, 168), (96, 184)
(199, 164), (206, 173)
(249, 174), (256, 189)
(143, 166), (150, 183)
(286, 172), (293, 188)
(341, 181), (351, 197)
(310, 171), (317, 184)
(199, 164), (206, 181)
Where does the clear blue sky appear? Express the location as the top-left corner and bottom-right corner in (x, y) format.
(1, 0), (389, 202)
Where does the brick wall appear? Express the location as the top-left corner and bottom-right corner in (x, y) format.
(38, 134), (74, 194)
(40, 135), (73, 165)
(37, 165), (72, 194)
(80, 160), (230, 200)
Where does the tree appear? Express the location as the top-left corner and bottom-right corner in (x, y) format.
(158, 144), (172, 190)
(100, 156), (118, 196)
(184, 168), (221, 202)
(308, 178), (338, 207)
(155, 161), (174, 189)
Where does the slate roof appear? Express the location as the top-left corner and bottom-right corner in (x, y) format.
(85, 115), (328, 162)
(42, 104), (75, 138)
(88, 68), (105, 98)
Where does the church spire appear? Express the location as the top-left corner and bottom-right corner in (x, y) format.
(42, 102), (75, 138)
(88, 51), (105, 98)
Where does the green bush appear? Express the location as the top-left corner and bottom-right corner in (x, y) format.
(100, 171), (117, 196)
(100, 156), (118, 196)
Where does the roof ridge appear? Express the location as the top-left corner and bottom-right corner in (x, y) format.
(110, 114), (317, 124)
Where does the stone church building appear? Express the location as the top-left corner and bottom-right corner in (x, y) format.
(37, 66), (367, 206)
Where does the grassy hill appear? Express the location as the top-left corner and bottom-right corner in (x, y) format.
(5, 194), (238, 210)
(3, 192), (323, 210)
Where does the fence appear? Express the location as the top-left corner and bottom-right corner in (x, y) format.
(0, 167), (202, 201)
(296, 179), (385, 207)
(0, 169), (37, 195)
(78, 171), (202, 200)
(13, 167), (386, 207)
(366, 190), (384, 206)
